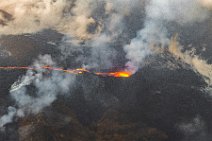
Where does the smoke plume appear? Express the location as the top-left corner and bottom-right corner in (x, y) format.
(0, 0), (101, 39)
(124, 0), (211, 71)
(0, 107), (16, 129)
(58, 0), (144, 70)
(1, 0), (210, 71)
(0, 55), (76, 128)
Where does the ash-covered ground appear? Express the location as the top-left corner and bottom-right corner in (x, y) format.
(0, 1), (212, 141)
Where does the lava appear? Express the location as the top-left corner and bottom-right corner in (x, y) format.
(96, 71), (132, 78)
(0, 66), (132, 78)
(112, 71), (132, 78)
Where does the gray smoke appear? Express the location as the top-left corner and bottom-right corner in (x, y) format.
(0, 107), (16, 129)
(0, 0), (101, 39)
(1, 0), (210, 71)
(0, 55), (76, 128)
(58, 0), (144, 70)
(124, 0), (211, 71)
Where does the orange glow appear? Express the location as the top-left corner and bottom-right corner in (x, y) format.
(95, 71), (132, 78)
(110, 71), (132, 78)
(0, 66), (133, 78)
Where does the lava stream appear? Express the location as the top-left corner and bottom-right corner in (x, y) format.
(0, 66), (132, 78)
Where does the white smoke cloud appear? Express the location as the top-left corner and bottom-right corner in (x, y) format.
(124, 21), (169, 72)
(0, 107), (16, 129)
(83, 34), (118, 69)
(146, 0), (210, 24)
(0, 0), (101, 39)
(58, 0), (144, 69)
(0, 0), (143, 40)
(105, 0), (143, 15)
(2, 0), (209, 73)
(0, 55), (76, 128)
(124, 0), (211, 72)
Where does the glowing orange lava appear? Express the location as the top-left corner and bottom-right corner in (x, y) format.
(0, 66), (132, 78)
(110, 71), (132, 78)
(96, 71), (132, 78)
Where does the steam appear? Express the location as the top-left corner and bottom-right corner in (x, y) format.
(1, 0), (210, 71)
(124, 0), (211, 71)
(146, 0), (210, 24)
(124, 21), (168, 72)
(0, 0), (144, 39)
(58, 0), (144, 70)
(0, 0), (101, 39)
(84, 34), (118, 69)
(0, 55), (76, 128)
(0, 107), (16, 128)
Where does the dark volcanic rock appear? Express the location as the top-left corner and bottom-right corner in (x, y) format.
(18, 101), (95, 141)
(96, 109), (168, 141)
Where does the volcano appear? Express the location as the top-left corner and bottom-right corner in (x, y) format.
(0, 1), (212, 141)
